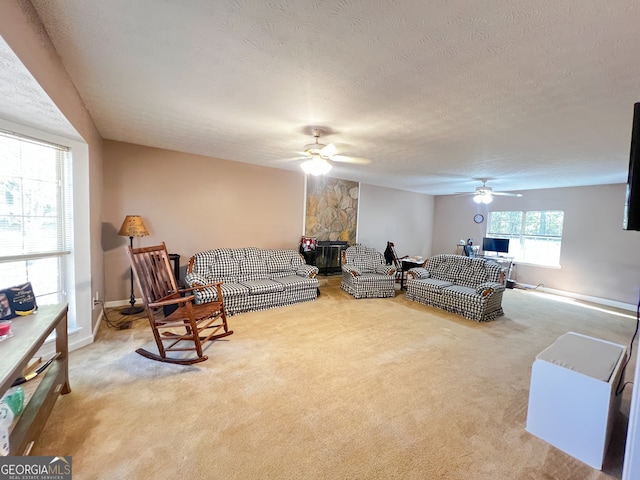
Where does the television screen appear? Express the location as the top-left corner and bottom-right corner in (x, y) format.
(482, 237), (510, 254)
(624, 102), (640, 230)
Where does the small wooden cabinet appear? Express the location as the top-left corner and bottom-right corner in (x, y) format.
(0, 303), (70, 455)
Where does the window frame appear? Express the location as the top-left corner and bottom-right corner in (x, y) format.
(486, 210), (565, 267)
(0, 130), (72, 306)
(0, 118), (92, 347)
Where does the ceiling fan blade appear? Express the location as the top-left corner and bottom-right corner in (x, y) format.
(321, 143), (337, 157)
(330, 154), (371, 165)
(491, 192), (523, 197)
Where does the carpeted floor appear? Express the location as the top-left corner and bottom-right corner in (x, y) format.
(31, 276), (637, 479)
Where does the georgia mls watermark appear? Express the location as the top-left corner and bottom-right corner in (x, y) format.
(0, 456), (71, 480)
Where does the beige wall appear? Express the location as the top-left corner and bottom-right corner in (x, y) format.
(358, 184), (434, 258)
(433, 184), (640, 306)
(0, 1), (104, 336)
(102, 140), (306, 302)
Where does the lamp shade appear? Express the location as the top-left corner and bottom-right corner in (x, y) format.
(118, 215), (149, 237)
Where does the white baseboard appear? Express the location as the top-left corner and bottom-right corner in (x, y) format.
(36, 326), (95, 357)
(517, 284), (637, 313)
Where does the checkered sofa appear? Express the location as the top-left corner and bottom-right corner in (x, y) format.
(340, 244), (397, 298)
(405, 254), (506, 322)
(185, 247), (319, 316)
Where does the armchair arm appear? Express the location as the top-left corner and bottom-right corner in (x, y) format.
(342, 264), (362, 276)
(407, 267), (431, 280)
(375, 264), (396, 276)
(296, 264), (319, 278)
(475, 281), (506, 297)
(184, 272), (210, 287)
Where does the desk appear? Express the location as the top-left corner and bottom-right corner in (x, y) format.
(0, 303), (70, 455)
(400, 259), (424, 290)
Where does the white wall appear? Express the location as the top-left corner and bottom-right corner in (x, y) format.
(434, 184), (640, 306)
(357, 184), (434, 258)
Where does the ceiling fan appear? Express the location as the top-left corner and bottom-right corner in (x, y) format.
(297, 128), (370, 176)
(457, 178), (523, 204)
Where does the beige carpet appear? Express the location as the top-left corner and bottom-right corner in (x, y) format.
(31, 277), (637, 479)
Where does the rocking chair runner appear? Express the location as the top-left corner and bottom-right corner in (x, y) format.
(125, 242), (233, 365)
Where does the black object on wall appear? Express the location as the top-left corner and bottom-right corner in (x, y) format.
(624, 102), (640, 231)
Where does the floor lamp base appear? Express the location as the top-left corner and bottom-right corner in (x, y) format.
(120, 305), (144, 315)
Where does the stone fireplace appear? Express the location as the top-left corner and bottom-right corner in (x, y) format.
(304, 176), (358, 275)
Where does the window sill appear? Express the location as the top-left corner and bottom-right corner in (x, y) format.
(514, 262), (561, 269)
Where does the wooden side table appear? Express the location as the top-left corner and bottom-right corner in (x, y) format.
(0, 303), (70, 455)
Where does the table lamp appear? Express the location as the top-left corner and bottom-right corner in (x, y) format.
(117, 215), (149, 315)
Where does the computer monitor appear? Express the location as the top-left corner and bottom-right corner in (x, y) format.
(482, 237), (509, 254)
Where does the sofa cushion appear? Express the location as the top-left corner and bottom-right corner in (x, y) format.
(191, 250), (217, 276)
(351, 256), (377, 273)
(266, 249), (298, 274)
(208, 252), (241, 283)
(457, 258), (488, 288)
(240, 279), (285, 294)
(410, 278), (454, 294)
(351, 272), (395, 284)
(221, 282), (251, 298)
(275, 275), (319, 290)
(194, 282), (250, 303)
(344, 244), (383, 273)
(432, 259), (460, 282)
(239, 247), (269, 281)
(444, 284), (478, 298)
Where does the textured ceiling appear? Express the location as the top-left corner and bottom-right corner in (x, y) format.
(16, 1), (640, 194)
(0, 37), (78, 140)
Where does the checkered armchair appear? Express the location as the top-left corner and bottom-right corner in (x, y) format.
(340, 244), (396, 298)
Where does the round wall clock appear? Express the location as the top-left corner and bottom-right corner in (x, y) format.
(474, 214), (484, 224)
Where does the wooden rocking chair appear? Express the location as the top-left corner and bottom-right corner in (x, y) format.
(125, 242), (233, 365)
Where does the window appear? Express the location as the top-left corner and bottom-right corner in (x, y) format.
(486, 210), (564, 266)
(0, 130), (72, 307)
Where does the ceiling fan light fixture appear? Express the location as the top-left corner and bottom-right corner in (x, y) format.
(473, 193), (493, 204)
(300, 157), (332, 176)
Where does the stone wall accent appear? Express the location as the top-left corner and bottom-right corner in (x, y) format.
(305, 177), (358, 244)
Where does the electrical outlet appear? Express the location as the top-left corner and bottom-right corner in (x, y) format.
(92, 291), (101, 310)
